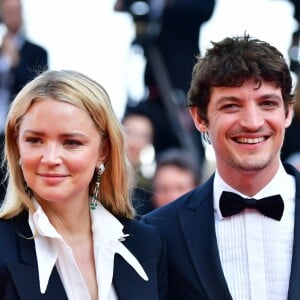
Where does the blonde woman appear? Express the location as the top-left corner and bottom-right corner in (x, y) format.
(0, 70), (167, 300)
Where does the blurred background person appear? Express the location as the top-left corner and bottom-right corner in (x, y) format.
(151, 148), (201, 208)
(282, 79), (300, 162)
(115, 0), (215, 170)
(0, 0), (48, 120)
(122, 106), (156, 215)
(0, 0), (48, 201)
(288, 0), (300, 75)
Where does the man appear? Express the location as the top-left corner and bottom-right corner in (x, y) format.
(152, 148), (201, 208)
(0, 0), (48, 130)
(142, 34), (300, 299)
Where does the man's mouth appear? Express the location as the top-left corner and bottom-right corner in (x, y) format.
(234, 137), (266, 144)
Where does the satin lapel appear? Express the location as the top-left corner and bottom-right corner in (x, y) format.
(7, 212), (67, 300)
(286, 164), (300, 300)
(178, 178), (232, 300)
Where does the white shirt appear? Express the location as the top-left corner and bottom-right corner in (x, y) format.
(214, 163), (295, 300)
(28, 200), (148, 300)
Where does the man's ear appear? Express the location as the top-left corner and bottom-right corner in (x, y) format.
(189, 107), (208, 133)
(285, 102), (294, 129)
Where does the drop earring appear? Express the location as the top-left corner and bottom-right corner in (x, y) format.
(90, 163), (105, 210)
(203, 132), (211, 144)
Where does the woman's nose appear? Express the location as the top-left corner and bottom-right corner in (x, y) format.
(40, 143), (62, 164)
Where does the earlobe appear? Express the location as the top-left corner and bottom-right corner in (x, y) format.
(189, 107), (208, 133)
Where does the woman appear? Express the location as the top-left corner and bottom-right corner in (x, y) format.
(0, 70), (167, 299)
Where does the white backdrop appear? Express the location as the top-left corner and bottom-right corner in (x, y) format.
(20, 0), (299, 119)
(22, 0), (135, 119)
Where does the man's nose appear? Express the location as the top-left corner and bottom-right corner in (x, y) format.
(239, 104), (264, 130)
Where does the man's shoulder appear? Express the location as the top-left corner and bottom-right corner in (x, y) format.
(142, 179), (213, 224)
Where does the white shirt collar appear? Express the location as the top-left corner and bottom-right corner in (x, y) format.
(214, 163), (294, 220)
(28, 200), (148, 297)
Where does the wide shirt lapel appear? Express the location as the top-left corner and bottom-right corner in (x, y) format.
(6, 212), (67, 300)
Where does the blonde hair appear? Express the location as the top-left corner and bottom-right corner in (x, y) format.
(0, 70), (135, 219)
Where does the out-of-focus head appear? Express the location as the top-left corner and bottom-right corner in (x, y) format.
(122, 109), (154, 167)
(152, 148), (201, 207)
(0, 0), (23, 34)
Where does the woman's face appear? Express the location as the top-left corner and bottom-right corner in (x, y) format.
(18, 98), (106, 206)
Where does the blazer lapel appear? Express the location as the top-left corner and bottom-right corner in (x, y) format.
(112, 219), (159, 300)
(7, 212), (67, 300)
(113, 254), (158, 300)
(178, 177), (232, 300)
(286, 164), (300, 300)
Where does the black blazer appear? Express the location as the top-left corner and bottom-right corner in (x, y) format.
(0, 211), (167, 299)
(142, 163), (300, 299)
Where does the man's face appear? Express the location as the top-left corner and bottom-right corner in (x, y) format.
(190, 79), (293, 180)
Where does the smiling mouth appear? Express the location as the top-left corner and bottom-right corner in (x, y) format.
(234, 137), (266, 144)
(38, 174), (67, 177)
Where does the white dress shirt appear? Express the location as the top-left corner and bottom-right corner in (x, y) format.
(214, 163), (295, 300)
(28, 200), (148, 300)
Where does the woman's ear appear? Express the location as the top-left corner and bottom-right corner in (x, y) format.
(98, 137), (110, 163)
(189, 107), (208, 133)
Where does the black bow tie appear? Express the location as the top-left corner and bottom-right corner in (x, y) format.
(219, 191), (284, 221)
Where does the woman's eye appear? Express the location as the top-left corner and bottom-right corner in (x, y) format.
(64, 139), (82, 146)
(25, 137), (41, 144)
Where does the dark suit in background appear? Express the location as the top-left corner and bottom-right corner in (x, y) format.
(0, 0), (48, 202)
(0, 38), (48, 202)
(125, 0), (215, 164)
(8, 39), (48, 99)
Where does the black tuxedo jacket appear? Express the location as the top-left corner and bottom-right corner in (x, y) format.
(142, 163), (300, 299)
(0, 211), (167, 299)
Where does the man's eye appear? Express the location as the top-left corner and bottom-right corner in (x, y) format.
(221, 103), (239, 110)
(261, 101), (278, 108)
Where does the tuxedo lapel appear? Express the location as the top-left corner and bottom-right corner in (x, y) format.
(6, 212), (67, 300)
(286, 164), (300, 299)
(178, 178), (232, 300)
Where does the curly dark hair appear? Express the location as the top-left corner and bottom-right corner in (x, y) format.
(187, 34), (294, 124)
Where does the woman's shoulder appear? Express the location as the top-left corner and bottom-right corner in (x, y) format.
(119, 217), (161, 238)
(118, 217), (164, 252)
(0, 211), (30, 245)
(117, 217), (166, 266)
